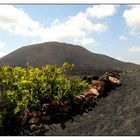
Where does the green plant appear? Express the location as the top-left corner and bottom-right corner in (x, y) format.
(0, 62), (90, 126)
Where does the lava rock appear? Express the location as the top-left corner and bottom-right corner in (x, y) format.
(29, 117), (40, 124)
(42, 115), (51, 121)
(43, 124), (50, 131)
(37, 111), (43, 118)
(30, 124), (38, 131)
(21, 113), (29, 126)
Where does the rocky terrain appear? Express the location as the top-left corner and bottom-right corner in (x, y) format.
(0, 71), (139, 136)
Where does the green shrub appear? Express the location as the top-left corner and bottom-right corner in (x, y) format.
(0, 62), (89, 126)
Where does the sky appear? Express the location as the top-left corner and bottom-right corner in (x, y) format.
(0, 4), (140, 64)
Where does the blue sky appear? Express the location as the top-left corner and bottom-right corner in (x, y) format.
(0, 5), (140, 64)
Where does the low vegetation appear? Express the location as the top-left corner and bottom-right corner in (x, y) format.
(0, 62), (90, 126)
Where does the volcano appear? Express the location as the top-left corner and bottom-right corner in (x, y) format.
(0, 42), (139, 75)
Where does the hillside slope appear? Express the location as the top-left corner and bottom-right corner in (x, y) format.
(0, 42), (139, 75)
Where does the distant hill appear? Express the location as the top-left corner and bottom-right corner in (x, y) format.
(0, 42), (139, 75)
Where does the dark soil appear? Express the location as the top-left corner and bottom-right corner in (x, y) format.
(40, 72), (140, 136)
(0, 72), (140, 136)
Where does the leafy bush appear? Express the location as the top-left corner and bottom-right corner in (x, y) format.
(0, 62), (89, 125)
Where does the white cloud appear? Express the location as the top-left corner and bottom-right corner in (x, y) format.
(0, 41), (7, 58)
(86, 5), (116, 19)
(123, 6), (140, 35)
(0, 41), (5, 48)
(0, 5), (40, 37)
(31, 40), (39, 44)
(118, 35), (127, 40)
(0, 52), (7, 58)
(40, 15), (107, 42)
(52, 18), (60, 25)
(128, 46), (140, 53)
(115, 57), (123, 61)
(0, 5), (117, 44)
(39, 6), (110, 42)
(80, 38), (96, 46)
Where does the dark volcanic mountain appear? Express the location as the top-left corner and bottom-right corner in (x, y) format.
(0, 42), (139, 75)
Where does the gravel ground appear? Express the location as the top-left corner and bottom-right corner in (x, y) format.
(0, 72), (140, 136)
(44, 72), (140, 136)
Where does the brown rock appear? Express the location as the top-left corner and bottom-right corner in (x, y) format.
(93, 95), (98, 100)
(30, 124), (38, 131)
(30, 111), (38, 117)
(80, 103), (85, 111)
(43, 111), (47, 115)
(91, 80), (105, 93)
(29, 116), (40, 124)
(99, 81), (105, 94)
(42, 103), (49, 110)
(109, 76), (121, 86)
(74, 95), (83, 103)
(64, 100), (69, 105)
(90, 88), (99, 96)
(63, 106), (69, 112)
(79, 94), (86, 99)
(42, 115), (51, 121)
(52, 100), (61, 111)
(85, 96), (91, 103)
(82, 91), (92, 97)
(109, 71), (120, 79)
(21, 113), (29, 126)
(43, 124), (50, 130)
(16, 115), (23, 124)
(37, 111), (43, 118)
